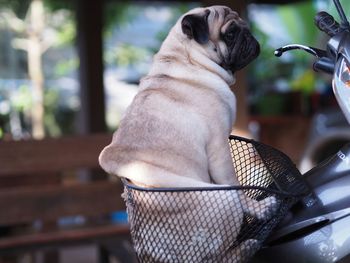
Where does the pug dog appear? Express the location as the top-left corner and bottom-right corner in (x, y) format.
(99, 5), (277, 262)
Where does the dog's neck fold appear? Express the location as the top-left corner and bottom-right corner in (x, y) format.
(149, 31), (236, 88)
(187, 47), (236, 86)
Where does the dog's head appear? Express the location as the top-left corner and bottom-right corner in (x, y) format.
(180, 6), (260, 72)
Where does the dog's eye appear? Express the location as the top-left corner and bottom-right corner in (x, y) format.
(225, 32), (235, 41)
(225, 26), (239, 42)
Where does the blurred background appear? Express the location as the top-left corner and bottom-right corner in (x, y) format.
(0, 0), (350, 262)
(0, 0), (349, 167)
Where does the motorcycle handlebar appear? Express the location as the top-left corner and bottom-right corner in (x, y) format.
(313, 57), (335, 74)
(315, 11), (342, 37)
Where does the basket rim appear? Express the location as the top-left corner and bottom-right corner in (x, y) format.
(121, 135), (310, 198)
(229, 135), (293, 163)
(122, 179), (308, 198)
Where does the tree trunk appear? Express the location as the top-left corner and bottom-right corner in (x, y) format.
(28, 0), (45, 139)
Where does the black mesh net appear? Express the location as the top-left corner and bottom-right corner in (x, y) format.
(122, 135), (310, 263)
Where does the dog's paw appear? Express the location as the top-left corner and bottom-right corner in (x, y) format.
(255, 195), (279, 221)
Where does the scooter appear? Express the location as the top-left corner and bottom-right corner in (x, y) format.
(253, 0), (350, 262)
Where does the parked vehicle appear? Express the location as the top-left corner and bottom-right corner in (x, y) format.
(254, 0), (350, 262)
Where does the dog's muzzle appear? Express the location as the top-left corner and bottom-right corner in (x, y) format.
(223, 25), (260, 72)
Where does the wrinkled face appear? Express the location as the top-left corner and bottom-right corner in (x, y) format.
(181, 6), (260, 72)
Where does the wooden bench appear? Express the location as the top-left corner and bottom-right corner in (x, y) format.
(0, 133), (135, 262)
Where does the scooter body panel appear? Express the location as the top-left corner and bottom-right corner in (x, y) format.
(254, 214), (350, 263)
(253, 144), (350, 262)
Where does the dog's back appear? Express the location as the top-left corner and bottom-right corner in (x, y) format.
(99, 74), (228, 188)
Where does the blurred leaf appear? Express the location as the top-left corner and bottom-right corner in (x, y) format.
(50, 12), (76, 46)
(54, 58), (78, 76)
(104, 2), (132, 37)
(277, 2), (318, 45)
(327, 0), (350, 22)
(44, 88), (58, 107)
(0, 0), (77, 138)
(249, 2), (322, 95)
(11, 85), (32, 111)
(44, 88), (61, 137)
(290, 69), (315, 94)
(0, 0), (31, 18)
(112, 43), (149, 67)
(155, 3), (200, 44)
(44, 0), (73, 11)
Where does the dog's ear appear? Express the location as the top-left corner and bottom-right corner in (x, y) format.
(181, 11), (209, 44)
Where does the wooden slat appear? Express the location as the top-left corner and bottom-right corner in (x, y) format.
(0, 181), (125, 225)
(0, 224), (130, 252)
(0, 173), (61, 189)
(0, 133), (112, 176)
(253, 0), (305, 3)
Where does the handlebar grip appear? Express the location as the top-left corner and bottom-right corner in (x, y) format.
(313, 57), (334, 74)
(315, 11), (341, 37)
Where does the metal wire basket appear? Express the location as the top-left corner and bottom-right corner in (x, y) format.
(122, 135), (310, 263)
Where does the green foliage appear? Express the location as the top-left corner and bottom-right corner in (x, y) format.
(0, 0), (30, 18)
(290, 69), (316, 94)
(155, 3), (197, 40)
(328, 0), (350, 20)
(103, 3), (146, 68)
(0, 0), (73, 18)
(54, 58), (78, 76)
(11, 85), (32, 111)
(277, 2), (318, 46)
(247, 1), (332, 117)
(0, 1), (204, 136)
(52, 14), (76, 46)
(0, 113), (8, 139)
(0, 0), (77, 138)
(43, 88), (77, 137)
(113, 44), (149, 67)
(249, 23), (283, 86)
(104, 2), (132, 37)
(44, 88), (60, 136)
(105, 3), (199, 68)
(44, 0), (73, 11)
(249, 1), (323, 96)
